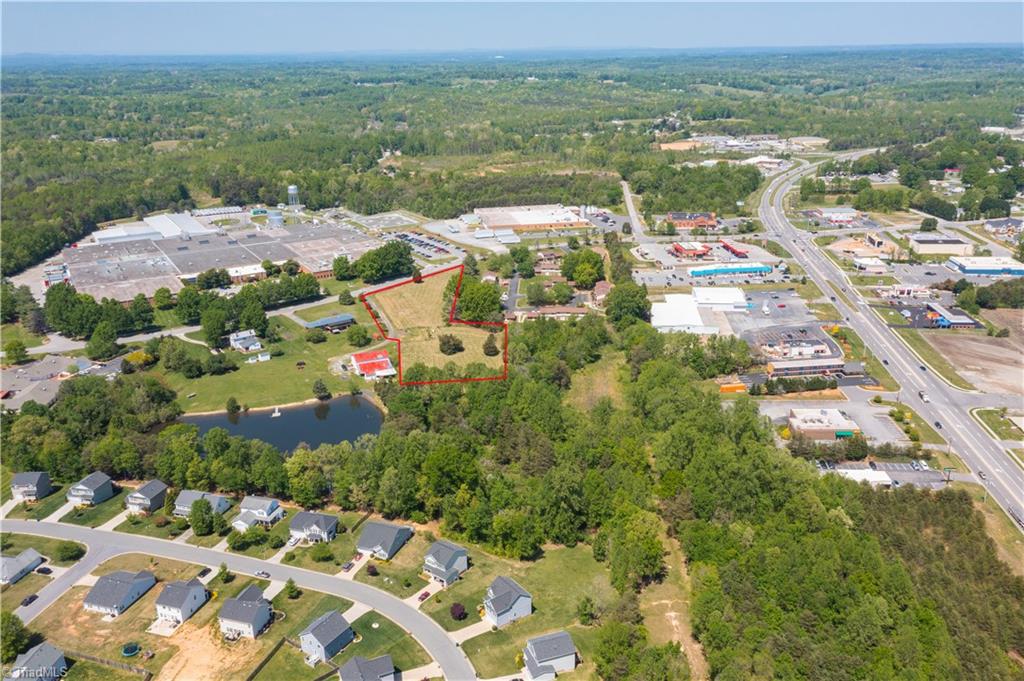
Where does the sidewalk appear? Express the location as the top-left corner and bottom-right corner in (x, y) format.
(342, 602), (372, 622)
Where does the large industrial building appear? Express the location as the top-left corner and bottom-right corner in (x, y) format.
(818, 206), (858, 225)
(651, 287), (747, 334)
(788, 408), (861, 440)
(908, 233), (973, 256)
(692, 287), (749, 312)
(688, 262), (771, 278)
(472, 205), (590, 232)
(51, 214), (383, 302)
(948, 256), (1024, 276)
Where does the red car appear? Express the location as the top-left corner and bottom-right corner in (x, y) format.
(418, 590), (431, 602)
(777, 304), (786, 308)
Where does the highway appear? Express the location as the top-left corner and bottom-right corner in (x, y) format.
(2, 519), (479, 680)
(759, 158), (1024, 530)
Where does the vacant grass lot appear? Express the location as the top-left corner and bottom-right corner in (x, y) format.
(156, 317), (369, 413)
(399, 325), (503, 375)
(893, 327), (975, 391)
(832, 327), (898, 391)
(807, 302), (842, 321)
(64, 659), (139, 681)
(878, 400), (945, 445)
(6, 486), (66, 520)
(1, 533), (85, 567)
(355, 532), (431, 599)
(1, 322), (45, 347)
(975, 409), (1024, 441)
(566, 351), (626, 411)
(60, 488), (131, 527)
(369, 269), (457, 330)
(439, 544), (617, 679)
(115, 510), (187, 540)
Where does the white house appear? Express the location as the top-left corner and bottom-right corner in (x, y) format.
(66, 472), (114, 506)
(523, 631), (578, 681)
(338, 655), (395, 681)
(232, 496), (284, 532)
(125, 479), (168, 515)
(423, 540), (469, 587)
(299, 611), (354, 666)
(10, 472), (52, 502)
(289, 511), (339, 543)
(0, 549), (44, 586)
(155, 578), (208, 625)
(5, 642), (67, 681)
(219, 584), (272, 639)
(173, 490), (231, 518)
(83, 570), (156, 617)
(484, 576), (532, 627)
(228, 329), (263, 353)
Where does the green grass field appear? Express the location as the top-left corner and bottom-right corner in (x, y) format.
(832, 327), (899, 391)
(60, 489), (131, 527)
(115, 511), (186, 540)
(878, 400), (945, 445)
(807, 302), (842, 321)
(1, 572), (51, 612)
(1, 466), (12, 503)
(892, 327), (975, 391)
(5, 486), (68, 520)
(1, 323), (45, 348)
(64, 659), (140, 681)
(974, 409), (1024, 441)
(355, 532), (431, 599)
(155, 317), (370, 413)
(1, 533), (86, 567)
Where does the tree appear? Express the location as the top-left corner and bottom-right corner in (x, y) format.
(462, 253), (479, 276)
(129, 293), (154, 330)
(550, 282), (574, 305)
(450, 602), (467, 621)
(605, 282), (651, 328)
(412, 266), (423, 283)
(0, 612), (29, 663)
(282, 259), (300, 276)
(86, 320), (118, 360)
(366, 564), (379, 576)
(175, 285), (202, 324)
(55, 541), (85, 562)
(337, 288), (355, 305)
(226, 396), (240, 414)
(483, 333), (500, 356)
(356, 241), (414, 283)
(525, 280), (550, 306)
(346, 324), (371, 347)
(189, 498), (214, 536)
(284, 577), (301, 599)
(153, 287), (174, 310)
(217, 562), (233, 583)
(313, 379), (331, 400)
(567, 236), (580, 250)
(439, 334), (464, 355)
(577, 595), (597, 625)
(4, 339), (28, 365)
(200, 307), (228, 347)
(262, 260), (281, 277)
(310, 542), (333, 562)
(332, 255), (356, 280)
(573, 263), (599, 289)
(239, 300), (268, 337)
(920, 217), (938, 231)
(306, 328), (327, 344)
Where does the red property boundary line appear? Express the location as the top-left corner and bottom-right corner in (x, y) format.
(359, 264), (509, 385)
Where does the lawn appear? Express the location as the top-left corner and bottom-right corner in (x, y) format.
(228, 511), (296, 559)
(335, 610), (431, 671)
(115, 510), (187, 540)
(974, 409), (1024, 441)
(807, 302), (842, 321)
(831, 327), (899, 391)
(439, 544), (617, 679)
(280, 512), (362, 573)
(399, 325), (504, 375)
(64, 659), (140, 681)
(1, 322), (45, 347)
(294, 299), (372, 326)
(892, 328), (975, 391)
(155, 317), (370, 413)
(367, 269), (457, 330)
(848, 274), (900, 287)
(877, 400), (945, 445)
(60, 488), (131, 527)
(355, 532), (431, 599)
(566, 351), (626, 412)
(950, 482), (1024, 578)
(5, 485), (67, 520)
(0, 533), (86, 567)
(0, 466), (9, 503)
(738, 238), (792, 259)
(1, 572), (51, 612)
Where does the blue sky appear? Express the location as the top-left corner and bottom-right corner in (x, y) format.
(2, 2), (1021, 56)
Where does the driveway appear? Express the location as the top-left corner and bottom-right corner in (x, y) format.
(1, 519), (477, 681)
(449, 618), (493, 644)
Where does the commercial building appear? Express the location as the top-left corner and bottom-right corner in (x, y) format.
(853, 257), (888, 274)
(670, 242), (711, 258)
(719, 239), (749, 258)
(819, 206), (859, 225)
(831, 469), (892, 488)
(92, 213), (218, 246)
(351, 350), (397, 379)
(688, 262), (771, 278)
(909, 233), (973, 256)
(473, 205), (590, 232)
(651, 295), (720, 335)
(665, 212), (717, 230)
(788, 408), (861, 440)
(948, 256), (1024, 276)
(766, 357), (847, 377)
(303, 313), (356, 331)
(876, 284), (931, 299)
(692, 286), (748, 312)
(924, 302), (976, 329)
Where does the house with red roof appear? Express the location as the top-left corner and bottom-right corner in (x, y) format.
(351, 350), (397, 379)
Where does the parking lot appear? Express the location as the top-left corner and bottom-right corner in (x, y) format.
(833, 461), (948, 489)
(726, 291), (817, 334)
(356, 211), (419, 230)
(632, 267), (793, 289)
(387, 231), (465, 261)
(759, 396), (910, 444)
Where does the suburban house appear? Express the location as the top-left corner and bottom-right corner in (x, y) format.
(228, 329), (263, 353)
(83, 570), (156, 617)
(350, 350), (397, 379)
(484, 576), (533, 627)
(125, 479), (168, 515)
(289, 511), (339, 543)
(1, 548), (44, 586)
(66, 471), (114, 506)
(232, 495), (285, 532)
(522, 630), (578, 681)
(591, 280), (613, 308)
(337, 654), (395, 681)
(422, 539), (469, 587)
(10, 471), (52, 502)
(155, 578), (208, 625)
(218, 584), (273, 639)
(6, 642), (67, 681)
(666, 211), (717, 230)
(357, 521), (414, 560)
(299, 610), (354, 666)
(173, 490), (231, 517)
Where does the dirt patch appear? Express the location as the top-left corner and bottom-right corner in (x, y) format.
(923, 328), (1024, 396)
(154, 620), (263, 681)
(659, 140), (706, 152)
(761, 388), (847, 401)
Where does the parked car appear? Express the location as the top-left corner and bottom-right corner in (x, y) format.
(891, 480), (902, 488)
(869, 461), (878, 470)
(341, 562), (354, 572)
(35, 567), (52, 575)
(197, 567), (211, 578)
(287, 536), (300, 547)
(21, 594), (37, 607)
(911, 461), (921, 471)
(934, 421), (942, 429)
(254, 570), (271, 579)
(418, 590), (431, 602)
(979, 471), (987, 480)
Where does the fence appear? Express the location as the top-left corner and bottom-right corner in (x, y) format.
(67, 650), (152, 680)
(243, 637), (288, 681)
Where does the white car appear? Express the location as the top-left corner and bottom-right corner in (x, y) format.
(287, 536), (300, 547)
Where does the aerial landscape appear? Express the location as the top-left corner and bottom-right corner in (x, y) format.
(1, 2), (1023, 680)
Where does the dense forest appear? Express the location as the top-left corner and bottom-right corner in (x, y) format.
(4, 46), (1023, 273)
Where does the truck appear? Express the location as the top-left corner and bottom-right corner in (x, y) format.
(918, 390), (930, 403)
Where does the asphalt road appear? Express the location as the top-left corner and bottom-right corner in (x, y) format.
(760, 157), (1024, 529)
(2, 519), (478, 680)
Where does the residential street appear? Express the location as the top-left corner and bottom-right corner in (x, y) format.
(1, 519), (478, 681)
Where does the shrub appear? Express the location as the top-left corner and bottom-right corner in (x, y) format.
(366, 564), (379, 576)
(284, 578), (301, 599)
(306, 328), (327, 344)
(153, 515), (169, 528)
(269, 535), (285, 549)
(450, 602), (467, 621)
(483, 333), (500, 357)
(439, 334), (464, 355)
(55, 541), (85, 562)
(284, 551), (296, 563)
(310, 542), (333, 562)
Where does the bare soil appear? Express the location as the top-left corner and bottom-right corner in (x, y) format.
(924, 317), (1024, 396)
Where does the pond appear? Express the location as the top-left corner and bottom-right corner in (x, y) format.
(181, 395), (383, 451)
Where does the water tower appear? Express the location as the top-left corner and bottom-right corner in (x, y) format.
(287, 184), (299, 207)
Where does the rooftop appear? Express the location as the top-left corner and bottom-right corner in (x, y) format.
(486, 576), (531, 614)
(301, 610), (351, 647)
(789, 408), (859, 431)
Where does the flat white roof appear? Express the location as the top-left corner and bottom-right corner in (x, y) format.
(474, 204), (585, 228)
(854, 257), (887, 267)
(950, 256), (1022, 267)
(821, 206), (857, 215)
(692, 286), (746, 306)
(651, 294), (719, 334)
(789, 408), (858, 430)
(833, 469), (891, 485)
